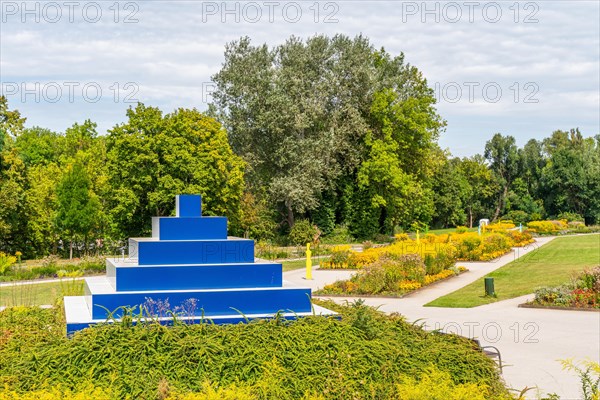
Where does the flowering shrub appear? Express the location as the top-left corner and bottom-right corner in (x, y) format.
(423, 269), (456, 285)
(527, 220), (568, 234)
(324, 245), (352, 268)
(397, 281), (422, 291)
(532, 266), (600, 309)
(503, 230), (535, 247)
(322, 224), (534, 269)
(317, 254), (468, 296)
(485, 222), (515, 232)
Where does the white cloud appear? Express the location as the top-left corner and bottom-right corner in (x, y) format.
(1, 0), (598, 156)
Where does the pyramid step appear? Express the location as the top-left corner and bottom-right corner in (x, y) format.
(65, 296), (337, 335)
(129, 238), (254, 265)
(106, 258), (282, 291)
(152, 216), (228, 240)
(84, 277), (312, 320)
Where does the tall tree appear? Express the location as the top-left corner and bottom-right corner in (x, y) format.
(0, 96), (26, 171)
(484, 133), (519, 221)
(107, 104), (245, 238)
(14, 127), (60, 167)
(458, 155), (497, 227)
(211, 35), (444, 232)
(430, 156), (469, 228)
(24, 163), (61, 257)
(55, 162), (101, 259)
(0, 148), (28, 254)
(541, 129), (600, 223)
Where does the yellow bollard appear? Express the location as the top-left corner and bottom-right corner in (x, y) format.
(305, 243), (313, 280)
(416, 230), (420, 244)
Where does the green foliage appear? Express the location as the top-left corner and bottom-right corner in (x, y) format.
(431, 156), (469, 228)
(106, 104), (245, 239)
(320, 225), (355, 244)
(0, 252), (16, 275)
(458, 154), (497, 228)
(0, 303), (508, 399)
(236, 191), (276, 240)
(212, 35), (443, 232)
(557, 211), (584, 222)
(55, 162), (101, 257)
(14, 127), (60, 166)
(311, 195), (336, 236)
(319, 254), (444, 296)
(288, 219), (319, 245)
(1, 43), (600, 258)
(502, 210), (529, 225)
(0, 256), (105, 283)
(395, 366), (494, 400)
(541, 130), (600, 224)
(559, 359), (600, 400)
(484, 133), (520, 221)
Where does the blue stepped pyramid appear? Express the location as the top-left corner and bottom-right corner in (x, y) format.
(64, 194), (335, 334)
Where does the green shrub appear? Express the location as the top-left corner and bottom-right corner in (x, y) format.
(320, 224), (355, 244)
(0, 302), (509, 399)
(0, 252), (17, 275)
(29, 265), (58, 278)
(557, 212), (584, 223)
(503, 210), (530, 225)
(455, 226), (469, 234)
(394, 366), (494, 400)
(576, 267), (600, 292)
(373, 233), (393, 243)
(288, 219), (320, 245)
(41, 255), (60, 268)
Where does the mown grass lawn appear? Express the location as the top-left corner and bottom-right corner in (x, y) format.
(281, 256), (329, 271)
(0, 280), (84, 307)
(426, 234), (600, 308)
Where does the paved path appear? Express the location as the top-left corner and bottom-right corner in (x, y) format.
(284, 236), (600, 399)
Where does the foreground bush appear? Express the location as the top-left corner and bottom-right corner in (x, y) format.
(0, 366), (501, 400)
(0, 302), (508, 399)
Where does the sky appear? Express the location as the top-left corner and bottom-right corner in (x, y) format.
(1, 0), (598, 157)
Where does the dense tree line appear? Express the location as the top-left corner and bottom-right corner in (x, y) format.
(1, 34), (598, 258)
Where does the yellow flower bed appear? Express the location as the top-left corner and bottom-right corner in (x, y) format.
(320, 224), (535, 270)
(527, 220), (568, 233)
(423, 269), (455, 285)
(397, 281), (422, 291)
(485, 221), (515, 232)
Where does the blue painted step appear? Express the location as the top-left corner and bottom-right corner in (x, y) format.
(152, 216), (228, 240)
(106, 258), (283, 291)
(84, 277), (311, 320)
(130, 238), (255, 265)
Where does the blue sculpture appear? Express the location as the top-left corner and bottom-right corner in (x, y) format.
(64, 194), (335, 333)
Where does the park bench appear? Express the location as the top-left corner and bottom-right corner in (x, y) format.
(470, 338), (503, 373)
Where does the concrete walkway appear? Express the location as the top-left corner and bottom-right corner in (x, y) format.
(284, 236), (600, 399)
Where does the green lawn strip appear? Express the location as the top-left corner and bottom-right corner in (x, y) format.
(0, 280), (84, 307)
(281, 256), (329, 271)
(426, 234), (600, 308)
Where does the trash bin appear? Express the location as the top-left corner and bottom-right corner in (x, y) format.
(484, 277), (495, 297)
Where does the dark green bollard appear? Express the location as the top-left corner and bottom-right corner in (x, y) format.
(484, 277), (495, 297)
